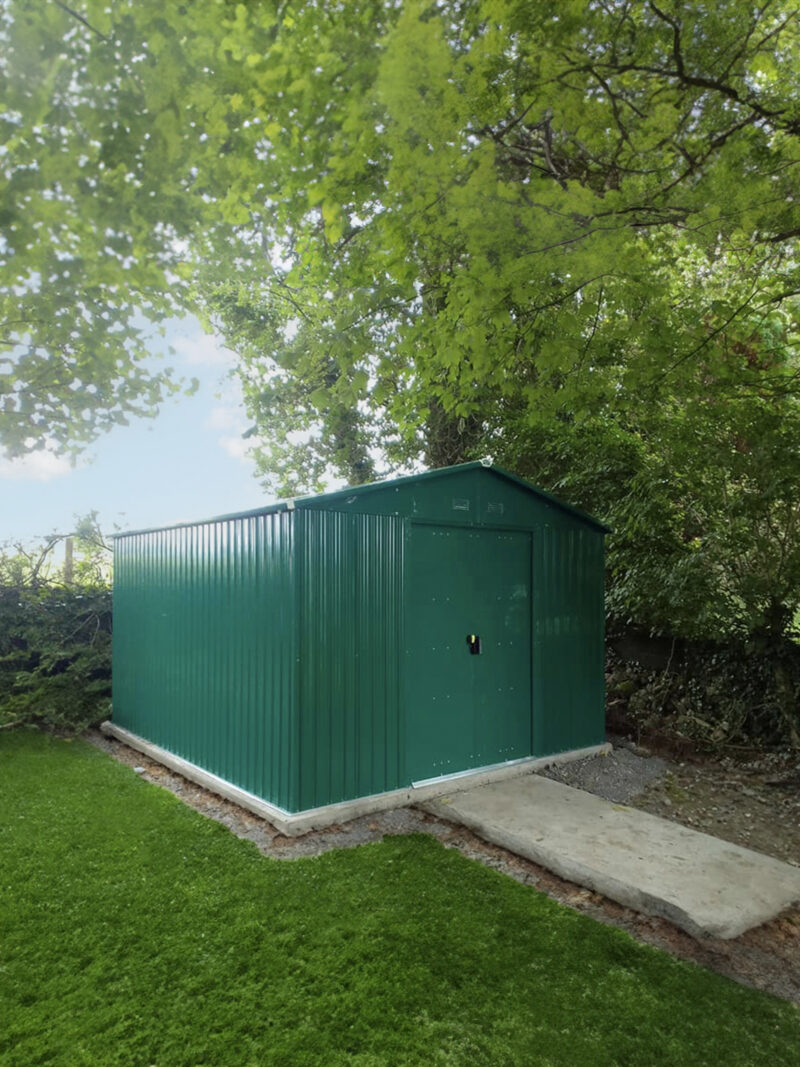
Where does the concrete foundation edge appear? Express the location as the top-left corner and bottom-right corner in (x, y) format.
(99, 721), (610, 837)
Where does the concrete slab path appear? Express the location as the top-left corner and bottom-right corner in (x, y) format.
(424, 774), (800, 939)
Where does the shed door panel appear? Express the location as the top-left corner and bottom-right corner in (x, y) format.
(405, 525), (532, 782)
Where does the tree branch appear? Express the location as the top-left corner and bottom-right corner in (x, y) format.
(652, 288), (764, 385)
(767, 226), (800, 243)
(52, 0), (112, 43)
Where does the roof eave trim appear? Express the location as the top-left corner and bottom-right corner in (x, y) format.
(111, 500), (291, 540)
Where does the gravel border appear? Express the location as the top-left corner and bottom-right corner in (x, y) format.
(538, 742), (669, 803)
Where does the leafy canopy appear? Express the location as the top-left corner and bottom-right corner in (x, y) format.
(0, 2), (203, 456)
(189, 0), (800, 489)
(3, 1), (800, 640)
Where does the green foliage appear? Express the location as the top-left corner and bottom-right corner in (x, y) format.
(494, 319), (800, 643)
(3, 730), (800, 1065)
(183, 0), (800, 640)
(0, 518), (111, 731)
(1, 2), (200, 455)
(3, 1), (800, 647)
(195, 0), (800, 478)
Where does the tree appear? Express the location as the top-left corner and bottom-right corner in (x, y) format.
(4, 0), (800, 644)
(6, 1), (799, 467)
(196, 0), (800, 643)
(0, 0), (395, 459)
(201, 0), (800, 493)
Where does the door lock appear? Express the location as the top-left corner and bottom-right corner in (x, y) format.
(466, 634), (482, 655)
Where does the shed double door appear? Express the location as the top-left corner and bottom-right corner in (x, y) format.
(404, 524), (532, 782)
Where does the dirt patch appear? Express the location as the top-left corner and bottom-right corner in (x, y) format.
(635, 752), (800, 868)
(87, 729), (800, 1005)
(539, 737), (800, 868)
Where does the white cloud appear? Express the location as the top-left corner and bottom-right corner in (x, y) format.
(205, 405), (244, 431)
(172, 332), (232, 368)
(0, 449), (72, 482)
(218, 434), (254, 464)
(204, 401), (257, 466)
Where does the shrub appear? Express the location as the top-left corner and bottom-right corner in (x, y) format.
(607, 631), (800, 750)
(0, 518), (111, 732)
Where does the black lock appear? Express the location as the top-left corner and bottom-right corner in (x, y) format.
(466, 634), (481, 655)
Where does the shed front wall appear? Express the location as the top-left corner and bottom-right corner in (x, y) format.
(296, 468), (605, 807)
(113, 511), (299, 811)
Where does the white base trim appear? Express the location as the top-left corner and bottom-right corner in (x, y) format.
(412, 753), (542, 789)
(100, 721), (610, 837)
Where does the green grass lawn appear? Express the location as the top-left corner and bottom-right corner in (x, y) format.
(1, 732), (798, 1067)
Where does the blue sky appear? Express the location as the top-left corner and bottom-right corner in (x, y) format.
(0, 322), (272, 544)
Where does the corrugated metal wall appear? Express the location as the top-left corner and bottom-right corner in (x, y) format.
(112, 466), (607, 815)
(113, 511), (298, 811)
(296, 510), (404, 810)
(532, 520), (606, 756)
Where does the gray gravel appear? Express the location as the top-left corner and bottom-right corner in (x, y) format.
(89, 728), (670, 852)
(86, 729), (455, 859)
(538, 743), (669, 803)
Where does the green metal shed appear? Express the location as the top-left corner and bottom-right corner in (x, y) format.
(107, 461), (609, 833)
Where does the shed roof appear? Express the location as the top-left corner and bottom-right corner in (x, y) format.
(113, 460), (611, 539)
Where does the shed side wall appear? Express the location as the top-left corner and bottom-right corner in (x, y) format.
(296, 510), (404, 811)
(532, 521), (606, 755)
(113, 512), (298, 811)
